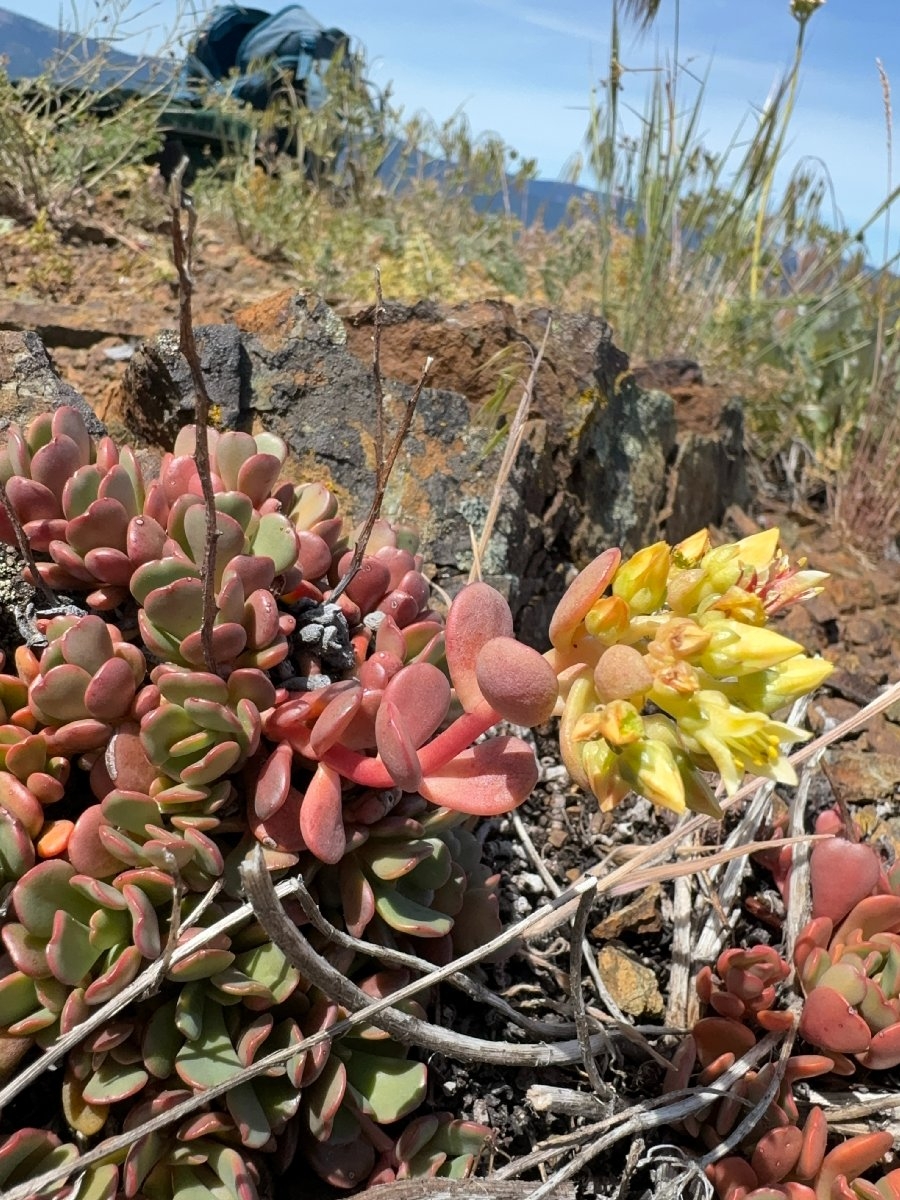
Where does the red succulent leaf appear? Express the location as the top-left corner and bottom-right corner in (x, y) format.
(300, 763), (346, 864)
(444, 583), (514, 714)
(6, 476), (59, 524)
(418, 735), (538, 816)
(382, 663), (451, 749)
(816, 1131), (893, 1198)
(857, 1023), (900, 1070)
(475, 636), (559, 726)
(84, 657), (137, 721)
(67, 806), (121, 878)
(795, 918), (835, 979)
(309, 687), (363, 758)
(751, 1126), (803, 1185)
(706, 1156), (759, 1199)
(832, 895), (900, 948)
(296, 530), (332, 581)
(377, 590), (420, 627)
(796, 1106), (828, 1181)
(339, 860), (376, 939)
(374, 616), (407, 660)
(341, 556), (391, 612)
(30, 436), (83, 503)
(374, 701), (424, 793)
(692, 1017), (756, 1069)
(810, 838), (882, 926)
(254, 742), (294, 820)
(799, 986), (871, 1054)
(548, 548), (621, 651)
(358, 651), (403, 692)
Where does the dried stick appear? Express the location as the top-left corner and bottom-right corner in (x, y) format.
(331, 271), (432, 601)
(494, 1032), (787, 1191)
(569, 885), (612, 1099)
(288, 873), (578, 1040)
(469, 318), (551, 583)
(241, 847), (607, 1068)
(0, 478), (58, 608)
(169, 160), (218, 673)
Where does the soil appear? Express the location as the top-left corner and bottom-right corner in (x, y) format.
(2, 188), (900, 1199)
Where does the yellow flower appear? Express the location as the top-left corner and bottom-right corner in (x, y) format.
(581, 739), (631, 811)
(697, 617), (804, 678)
(672, 528), (711, 568)
(612, 542), (670, 614)
(663, 689), (809, 795)
(723, 653), (834, 714)
(584, 594), (630, 642)
(618, 738), (686, 814)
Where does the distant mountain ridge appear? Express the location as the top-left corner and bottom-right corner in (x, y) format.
(0, 4), (599, 231)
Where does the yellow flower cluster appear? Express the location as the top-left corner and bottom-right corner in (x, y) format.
(547, 529), (832, 816)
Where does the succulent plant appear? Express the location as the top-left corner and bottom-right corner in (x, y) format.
(546, 529), (832, 815)
(0, 410), (566, 1199)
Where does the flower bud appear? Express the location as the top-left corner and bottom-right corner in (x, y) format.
(618, 738), (685, 814)
(612, 542), (670, 615)
(593, 644), (653, 703)
(698, 618), (803, 678)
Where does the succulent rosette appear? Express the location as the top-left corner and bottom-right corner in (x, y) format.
(548, 529), (832, 815)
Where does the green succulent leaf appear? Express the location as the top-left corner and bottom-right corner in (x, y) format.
(346, 1047), (427, 1123)
(175, 1001), (243, 1088)
(372, 881), (453, 938)
(82, 1059), (149, 1105)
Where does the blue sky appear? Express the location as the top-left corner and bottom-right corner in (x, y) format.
(5, 0), (899, 260)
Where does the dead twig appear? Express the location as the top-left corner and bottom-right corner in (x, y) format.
(241, 846), (607, 1068)
(288, 872), (580, 1040)
(332, 270), (432, 601)
(469, 318), (551, 583)
(168, 159), (218, 673)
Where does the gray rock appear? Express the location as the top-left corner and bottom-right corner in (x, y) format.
(0, 330), (105, 436)
(120, 322), (249, 448)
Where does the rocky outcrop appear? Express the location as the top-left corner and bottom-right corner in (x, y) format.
(114, 293), (748, 639)
(0, 331), (105, 435)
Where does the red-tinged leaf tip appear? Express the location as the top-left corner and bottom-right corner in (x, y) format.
(299, 763), (346, 864)
(548, 548), (621, 650)
(796, 1106), (828, 1181)
(705, 1157), (759, 1198)
(475, 636), (559, 726)
(833, 894), (900, 948)
(810, 838), (881, 926)
(444, 583), (514, 714)
(419, 735), (538, 816)
(692, 1016), (756, 1069)
(799, 986), (872, 1055)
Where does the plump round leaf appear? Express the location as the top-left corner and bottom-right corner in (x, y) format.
(476, 636), (559, 726)
(444, 583), (514, 714)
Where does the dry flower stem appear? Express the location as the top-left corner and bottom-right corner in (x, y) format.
(569, 884), (613, 1098)
(169, 161), (218, 672)
(332, 270), (432, 600)
(470, 318), (551, 582)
